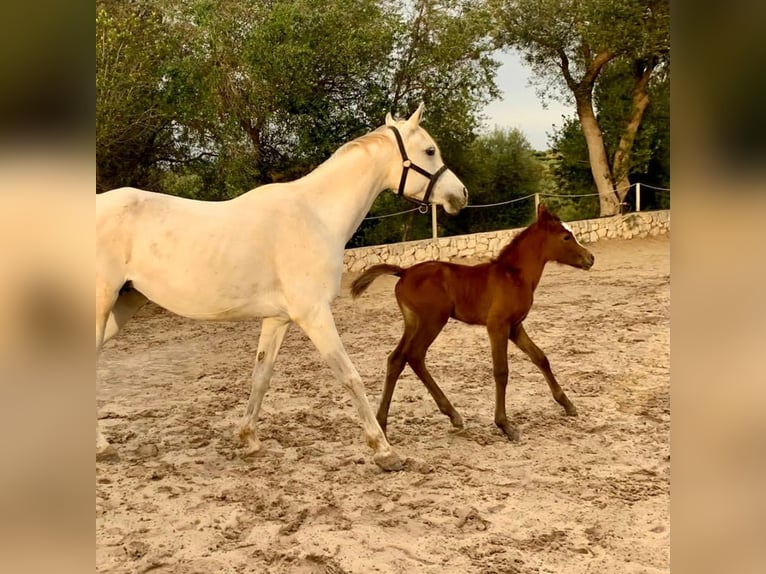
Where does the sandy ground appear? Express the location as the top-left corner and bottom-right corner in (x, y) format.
(96, 236), (669, 574)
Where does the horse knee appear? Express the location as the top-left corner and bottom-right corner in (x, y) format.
(387, 348), (406, 369)
(341, 373), (365, 395)
(493, 366), (508, 380)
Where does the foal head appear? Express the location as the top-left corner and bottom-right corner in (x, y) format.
(384, 104), (468, 214)
(535, 203), (595, 270)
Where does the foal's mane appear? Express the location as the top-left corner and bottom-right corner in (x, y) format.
(492, 212), (560, 266)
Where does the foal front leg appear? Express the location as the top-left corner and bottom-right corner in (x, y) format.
(510, 323), (577, 416)
(239, 317), (290, 455)
(488, 320), (519, 441)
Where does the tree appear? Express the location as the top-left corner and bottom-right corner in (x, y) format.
(547, 63), (670, 217)
(491, 0), (669, 215)
(96, 0), (185, 192)
(97, 0), (500, 203)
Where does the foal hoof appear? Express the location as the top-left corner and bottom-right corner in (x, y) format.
(498, 423), (520, 442)
(373, 450), (405, 472)
(564, 403), (578, 417)
(450, 413), (464, 429)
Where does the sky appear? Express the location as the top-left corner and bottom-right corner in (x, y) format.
(481, 50), (573, 151)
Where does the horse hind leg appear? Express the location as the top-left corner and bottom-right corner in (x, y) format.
(96, 283), (149, 460)
(238, 317), (290, 455)
(103, 286), (149, 344)
(510, 323), (577, 416)
(95, 279), (122, 460)
(405, 308), (463, 430)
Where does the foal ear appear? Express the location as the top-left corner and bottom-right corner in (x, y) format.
(385, 112), (396, 127)
(407, 102), (426, 126)
(537, 202), (550, 221)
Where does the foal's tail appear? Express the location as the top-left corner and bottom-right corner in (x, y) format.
(350, 264), (405, 298)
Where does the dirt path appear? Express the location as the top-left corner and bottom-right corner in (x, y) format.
(97, 236), (669, 574)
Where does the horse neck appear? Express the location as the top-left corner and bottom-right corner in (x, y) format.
(495, 225), (550, 291)
(300, 136), (396, 245)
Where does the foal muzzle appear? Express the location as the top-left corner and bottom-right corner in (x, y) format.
(388, 126), (449, 212)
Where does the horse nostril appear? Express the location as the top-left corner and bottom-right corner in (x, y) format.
(462, 187), (467, 199)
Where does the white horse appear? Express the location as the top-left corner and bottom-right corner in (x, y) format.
(96, 104), (468, 470)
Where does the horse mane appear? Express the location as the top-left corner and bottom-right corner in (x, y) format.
(305, 127), (392, 179)
(331, 127), (391, 158)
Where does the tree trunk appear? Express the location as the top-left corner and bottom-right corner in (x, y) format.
(611, 59), (656, 205)
(559, 49), (620, 216)
(576, 95), (620, 216)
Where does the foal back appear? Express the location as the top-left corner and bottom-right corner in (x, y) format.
(391, 260), (531, 327)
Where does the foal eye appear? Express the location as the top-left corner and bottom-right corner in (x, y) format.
(563, 234), (572, 241)
(425, 147), (436, 156)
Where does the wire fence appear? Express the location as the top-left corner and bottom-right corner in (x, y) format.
(359, 181), (670, 243)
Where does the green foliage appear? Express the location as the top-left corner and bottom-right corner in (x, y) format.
(97, 0), (500, 204)
(96, 0), (186, 192)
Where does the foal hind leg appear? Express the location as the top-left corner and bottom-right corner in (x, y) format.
(377, 335), (409, 433)
(238, 317), (290, 455)
(405, 309), (463, 430)
(295, 306), (402, 471)
(510, 323), (577, 416)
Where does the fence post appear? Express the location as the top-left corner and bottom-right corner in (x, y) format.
(636, 182), (641, 212)
(431, 205), (438, 240)
(534, 193), (540, 214)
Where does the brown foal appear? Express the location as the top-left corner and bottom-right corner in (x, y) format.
(350, 203), (595, 441)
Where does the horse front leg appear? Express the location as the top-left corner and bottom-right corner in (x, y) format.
(488, 320), (519, 441)
(296, 306), (404, 471)
(239, 317), (290, 455)
(510, 323), (577, 416)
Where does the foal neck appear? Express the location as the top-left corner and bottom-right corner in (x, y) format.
(494, 224), (550, 290)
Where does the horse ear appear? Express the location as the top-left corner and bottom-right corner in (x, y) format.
(408, 102), (425, 126)
(537, 202), (550, 221)
(385, 112), (396, 127)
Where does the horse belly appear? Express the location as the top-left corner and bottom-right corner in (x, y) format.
(132, 275), (287, 321)
(127, 226), (287, 320)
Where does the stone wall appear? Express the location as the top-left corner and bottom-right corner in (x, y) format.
(344, 209), (670, 272)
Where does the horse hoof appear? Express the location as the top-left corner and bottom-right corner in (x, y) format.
(565, 404), (578, 417)
(373, 450), (405, 472)
(500, 424), (520, 442)
(96, 444), (119, 462)
(450, 413), (464, 429)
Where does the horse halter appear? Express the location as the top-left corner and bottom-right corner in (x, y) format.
(388, 126), (449, 213)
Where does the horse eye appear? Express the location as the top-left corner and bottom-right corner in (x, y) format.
(425, 147), (436, 156)
(563, 234), (571, 241)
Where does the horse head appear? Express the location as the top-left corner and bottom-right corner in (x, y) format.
(384, 103), (468, 215)
(536, 203), (595, 270)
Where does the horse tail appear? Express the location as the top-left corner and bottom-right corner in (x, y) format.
(350, 264), (405, 298)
